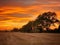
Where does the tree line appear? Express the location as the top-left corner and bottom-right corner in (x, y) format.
(0, 12), (60, 33)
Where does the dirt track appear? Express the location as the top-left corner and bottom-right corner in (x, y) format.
(0, 32), (60, 45)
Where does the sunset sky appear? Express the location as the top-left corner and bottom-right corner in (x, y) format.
(0, 0), (60, 30)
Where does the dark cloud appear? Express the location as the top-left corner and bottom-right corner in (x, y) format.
(6, 13), (33, 18)
(0, 0), (60, 7)
(51, 6), (60, 11)
(43, 6), (60, 11)
(0, 16), (10, 21)
(0, 10), (4, 12)
(0, 0), (37, 7)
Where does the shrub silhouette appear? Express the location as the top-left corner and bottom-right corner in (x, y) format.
(11, 28), (19, 32)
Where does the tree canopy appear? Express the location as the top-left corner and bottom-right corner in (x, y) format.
(16, 12), (60, 33)
(33, 12), (60, 30)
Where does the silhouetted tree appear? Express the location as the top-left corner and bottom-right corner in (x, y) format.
(33, 12), (60, 32)
(19, 12), (60, 33)
(11, 28), (18, 32)
(37, 26), (43, 32)
(19, 21), (32, 33)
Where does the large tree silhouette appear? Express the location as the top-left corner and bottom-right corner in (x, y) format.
(33, 12), (60, 31)
(19, 12), (60, 33)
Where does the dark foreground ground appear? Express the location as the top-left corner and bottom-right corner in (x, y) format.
(0, 32), (60, 45)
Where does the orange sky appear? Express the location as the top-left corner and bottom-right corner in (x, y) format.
(0, 0), (60, 30)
